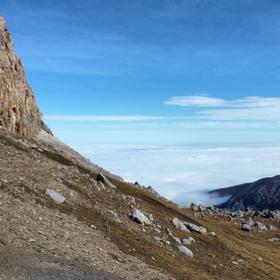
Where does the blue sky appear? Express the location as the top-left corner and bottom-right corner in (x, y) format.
(2, 0), (280, 203)
(2, 0), (280, 144)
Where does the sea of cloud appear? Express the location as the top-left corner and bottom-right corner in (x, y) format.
(72, 143), (280, 206)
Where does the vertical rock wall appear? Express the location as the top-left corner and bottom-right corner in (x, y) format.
(0, 17), (51, 138)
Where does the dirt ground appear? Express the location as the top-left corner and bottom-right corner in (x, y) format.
(0, 244), (121, 280)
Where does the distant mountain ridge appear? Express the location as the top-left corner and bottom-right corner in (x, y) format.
(210, 175), (280, 211)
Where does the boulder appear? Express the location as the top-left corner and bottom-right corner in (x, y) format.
(269, 211), (280, 220)
(255, 222), (267, 232)
(171, 217), (189, 232)
(96, 173), (116, 190)
(183, 237), (196, 245)
(268, 225), (277, 231)
(130, 209), (151, 226)
(173, 236), (182, 245)
(190, 203), (199, 211)
(178, 246), (193, 257)
(269, 237), (280, 242)
(241, 223), (251, 232)
(184, 222), (207, 234)
(46, 189), (65, 204)
(154, 236), (170, 246)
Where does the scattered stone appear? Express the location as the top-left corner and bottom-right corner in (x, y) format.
(166, 229), (173, 236)
(154, 236), (170, 246)
(130, 209), (151, 226)
(171, 217), (189, 232)
(184, 222), (207, 234)
(173, 236), (182, 245)
(182, 237), (196, 245)
(269, 210), (280, 220)
(45, 189), (65, 204)
(190, 203), (199, 211)
(178, 246), (193, 257)
(198, 205), (207, 212)
(28, 238), (36, 243)
(268, 237), (280, 242)
(268, 225), (277, 231)
(148, 214), (154, 222)
(241, 223), (251, 232)
(255, 222), (267, 232)
(96, 173), (116, 190)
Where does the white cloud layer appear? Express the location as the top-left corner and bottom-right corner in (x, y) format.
(73, 143), (280, 206)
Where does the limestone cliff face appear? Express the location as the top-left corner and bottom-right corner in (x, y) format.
(0, 17), (51, 138)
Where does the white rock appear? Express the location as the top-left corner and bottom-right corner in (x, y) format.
(241, 223), (251, 232)
(268, 237), (280, 242)
(46, 189), (65, 204)
(184, 222), (207, 234)
(96, 173), (116, 190)
(255, 222), (267, 232)
(178, 245), (193, 257)
(131, 209), (151, 226)
(173, 236), (182, 245)
(183, 237), (196, 245)
(171, 217), (189, 232)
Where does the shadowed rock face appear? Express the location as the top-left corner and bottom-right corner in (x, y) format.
(0, 17), (51, 138)
(210, 175), (280, 211)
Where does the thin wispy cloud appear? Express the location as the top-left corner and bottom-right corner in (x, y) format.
(166, 95), (280, 122)
(45, 115), (166, 122)
(165, 96), (280, 108)
(165, 96), (226, 107)
(199, 107), (280, 121)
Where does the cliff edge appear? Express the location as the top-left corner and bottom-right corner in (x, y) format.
(0, 16), (51, 138)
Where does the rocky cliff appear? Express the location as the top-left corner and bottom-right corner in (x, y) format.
(0, 16), (51, 138)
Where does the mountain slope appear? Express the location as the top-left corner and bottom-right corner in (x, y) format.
(2, 131), (280, 280)
(0, 16), (280, 280)
(211, 175), (280, 211)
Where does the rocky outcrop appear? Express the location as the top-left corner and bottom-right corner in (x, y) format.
(0, 17), (51, 138)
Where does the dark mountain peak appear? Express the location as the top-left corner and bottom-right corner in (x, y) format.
(211, 175), (280, 211)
